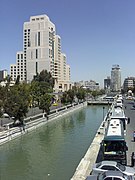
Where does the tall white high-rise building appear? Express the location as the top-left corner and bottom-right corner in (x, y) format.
(10, 14), (71, 92)
(111, 65), (121, 91)
(25, 15), (56, 81)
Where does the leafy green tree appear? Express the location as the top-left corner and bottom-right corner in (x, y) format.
(39, 70), (54, 88)
(76, 88), (86, 101)
(91, 90), (98, 99)
(61, 91), (69, 105)
(0, 86), (6, 103)
(3, 84), (29, 124)
(33, 70), (54, 91)
(67, 89), (75, 104)
(30, 81), (41, 106)
(39, 93), (52, 118)
(15, 75), (20, 85)
(0, 100), (3, 118)
(31, 70), (55, 106)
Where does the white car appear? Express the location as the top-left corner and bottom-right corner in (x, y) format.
(86, 171), (133, 180)
(91, 161), (135, 178)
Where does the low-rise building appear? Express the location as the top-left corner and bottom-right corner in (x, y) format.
(0, 69), (8, 81)
(123, 77), (135, 92)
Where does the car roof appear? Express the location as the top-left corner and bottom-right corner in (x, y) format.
(100, 161), (117, 166)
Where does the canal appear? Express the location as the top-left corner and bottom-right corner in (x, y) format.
(0, 105), (108, 180)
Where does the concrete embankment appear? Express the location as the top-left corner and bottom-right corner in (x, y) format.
(0, 102), (87, 146)
(71, 112), (109, 180)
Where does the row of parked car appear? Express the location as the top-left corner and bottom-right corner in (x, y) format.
(86, 160), (135, 180)
(86, 95), (135, 180)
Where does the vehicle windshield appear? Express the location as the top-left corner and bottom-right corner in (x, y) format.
(104, 141), (125, 152)
(116, 163), (126, 171)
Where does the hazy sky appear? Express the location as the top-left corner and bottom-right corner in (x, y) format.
(1, 0), (135, 87)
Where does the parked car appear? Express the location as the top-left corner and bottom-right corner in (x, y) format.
(86, 170), (134, 180)
(91, 161), (135, 177)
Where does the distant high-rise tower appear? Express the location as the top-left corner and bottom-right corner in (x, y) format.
(111, 65), (121, 91)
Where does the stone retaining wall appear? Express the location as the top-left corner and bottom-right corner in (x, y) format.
(0, 102), (87, 146)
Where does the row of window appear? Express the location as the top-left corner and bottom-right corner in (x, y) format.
(31, 17), (44, 21)
(11, 72), (26, 75)
(24, 29), (30, 32)
(17, 54), (23, 60)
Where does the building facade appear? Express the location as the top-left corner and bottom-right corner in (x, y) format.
(10, 14), (71, 92)
(111, 65), (121, 92)
(123, 77), (135, 92)
(74, 80), (99, 91)
(104, 76), (111, 90)
(10, 52), (25, 82)
(0, 69), (8, 81)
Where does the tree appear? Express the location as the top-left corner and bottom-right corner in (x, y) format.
(30, 81), (41, 106)
(33, 70), (55, 91)
(3, 84), (29, 124)
(91, 90), (98, 99)
(31, 70), (55, 107)
(15, 75), (20, 85)
(61, 91), (69, 104)
(76, 88), (86, 101)
(0, 100), (3, 118)
(67, 89), (75, 104)
(39, 93), (52, 118)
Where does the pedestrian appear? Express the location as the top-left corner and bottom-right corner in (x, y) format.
(131, 152), (135, 167)
(133, 131), (135, 142)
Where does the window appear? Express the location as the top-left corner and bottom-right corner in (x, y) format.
(38, 32), (40, 46)
(36, 49), (38, 59)
(28, 41), (30, 47)
(36, 62), (38, 74)
(101, 166), (116, 171)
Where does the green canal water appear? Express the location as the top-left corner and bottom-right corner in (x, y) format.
(0, 105), (108, 180)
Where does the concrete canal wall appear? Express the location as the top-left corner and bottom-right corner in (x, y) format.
(71, 125), (105, 180)
(71, 107), (112, 180)
(0, 102), (87, 146)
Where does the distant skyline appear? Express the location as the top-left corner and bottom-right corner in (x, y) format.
(1, 0), (135, 87)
